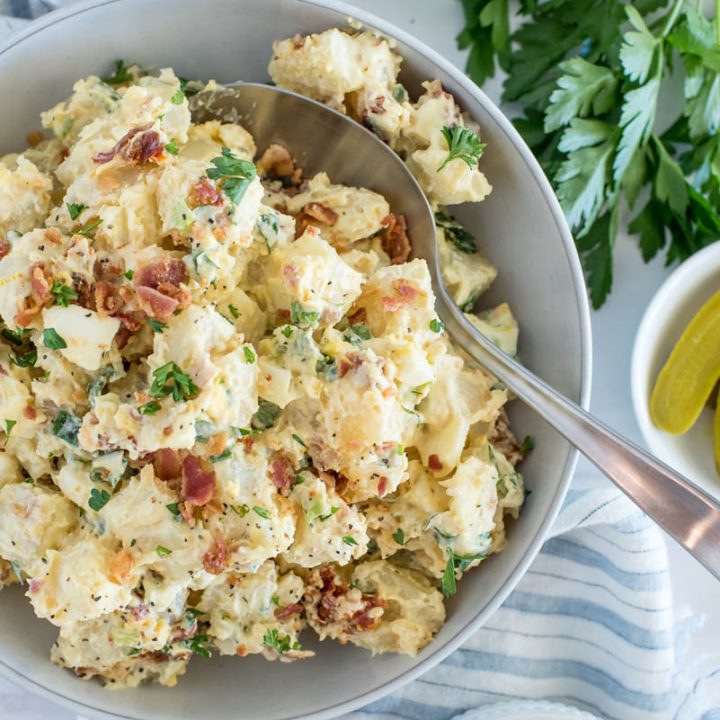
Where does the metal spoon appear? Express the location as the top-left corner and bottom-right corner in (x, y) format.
(191, 83), (720, 580)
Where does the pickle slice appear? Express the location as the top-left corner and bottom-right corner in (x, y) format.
(650, 289), (720, 434)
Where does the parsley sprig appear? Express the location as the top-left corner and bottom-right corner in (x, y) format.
(149, 362), (198, 402)
(206, 147), (257, 205)
(437, 125), (486, 171)
(456, 0), (720, 308)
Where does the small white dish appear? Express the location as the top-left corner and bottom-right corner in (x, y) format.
(454, 700), (601, 720)
(631, 241), (720, 501)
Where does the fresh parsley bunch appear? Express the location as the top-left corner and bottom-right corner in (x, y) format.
(458, 0), (720, 308)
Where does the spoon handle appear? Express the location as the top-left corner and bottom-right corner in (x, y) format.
(440, 300), (720, 580)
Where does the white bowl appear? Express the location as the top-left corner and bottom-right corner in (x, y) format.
(0, 1), (591, 718)
(632, 241), (720, 500)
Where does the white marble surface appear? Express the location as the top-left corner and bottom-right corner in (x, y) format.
(1, 1), (719, 717)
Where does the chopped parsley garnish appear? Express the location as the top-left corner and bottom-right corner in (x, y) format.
(343, 323), (373, 345)
(253, 505), (270, 519)
(228, 304), (241, 319)
(262, 628), (299, 655)
(138, 400), (161, 416)
(206, 147), (257, 205)
(316, 355), (338, 381)
(149, 362), (198, 402)
(156, 545), (172, 557)
(429, 318), (444, 333)
(165, 140), (179, 155)
(12, 348), (36, 368)
(123, 269), (134, 280)
(87, 366), (118, 403)
(209, 449), (232, 463)
(271, 595), (280, 606)
(66, 202), (87, 220)
(243, 346), (256, 363)
(78, 218), (103, 237)
(51, 410), (82, 446)
(88, 487), (111, 512)
(183, 633), (212, 659)
(291, 433), (307, 448)
(251, 400), (282, 431)
(50, 281), (78, 308)
(391, 83), (408, 103)
(89, 467), (110, 484)
(290, 301), (320, 328)
(520, 435), (535, 456)
(231, 503), (250, 517)
(1, 328), (28, 346)
(103, 59), (133, 85)
(392, 528), (405, 546)
(440, 548), (488, 597)
(281, 325), (293, 338)
(43, 328), (67, 350)
(437, 125), (486, 172)
(319, 506), (339, 521)
(490, 382), (507, 392)
(3, 419), (16, 446)
(130, 538), (137, 547)
(166, 502), (180, 516)
(147, 318), (167, 333)
(170, 88), (185, 105)
(434, 211), (477, 254)
(342, 536), (358, 547)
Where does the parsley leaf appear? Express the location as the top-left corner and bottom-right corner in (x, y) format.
(149, 362), (198, 402)
(263, 628), (299, 655)
(290, 300), (320, 328)
(43, 328), (67, 350)
(251, 399), (282, 431)
(3, 419), (16, 446)
(437, 125), (486, 171)
(243, 346), (256, 363)
(103, 59), (133, 85)
(253, 505), (270, 519)
(138, 400), (161, 416)
(50, 281), (78, 308)
(147, 318), (167, 333)
(342, 535), (358, 547)
(88, 488), (111, 512)
(343, 323), (372, 345)
(156, 545), (172, 557)
(51, 409), (82, 446)
(206, 147), (257, 205)
(164, 140), (179, 155)
(392, 528), (405, 546)
(183, 633), (212, 659)
(170, 88), (185, 105)
(435, 211), (477, 254)
(66, 202), (87, 220)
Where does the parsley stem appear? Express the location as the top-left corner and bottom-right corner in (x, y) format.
(660, 0), (684, 38)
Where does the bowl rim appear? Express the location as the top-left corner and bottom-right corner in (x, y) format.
(631, 241), (720, 460)
(0, 1), (593, 718)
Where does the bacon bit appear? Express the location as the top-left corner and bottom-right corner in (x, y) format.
(115, 326), (133, 350)
(275, 603), (303, 620)
(270, 458), (295, 496)
(241, 435), (256, 453)
(136, 286), (179, 322)
(257, 143), (302, 186)
(379, 213), (411, 265)
(14, 301), (42, 328)
(152, 448), (182, 481)
(427, 454), (443, 471)
(338, 352), (363, 378)
(156, 282), (191, 311)
(303, 202), (338, 226)
(59, 147), (69, 161)
(23, 405), (37, 420)
(108, 549), (134, 585)
(93, 123), (163, 165)
(0, 240), (10, 260)
(76, 279), (95, 310)
(44, 227), (62, 244)
(377, 476), (389, 496)
(27, 130), (44, 148)
(182, 455), (216, 507)
(27, 578), (43, 594)
(367, 95), (386, 114)
(236, 644), (249, 657)
(129, 604), (150, 621)
(347, 307), (366, 325)
(95, 280), (124, 317)
(115, 311), (144, 333)
(190, 177), (223, 208)
(490, 411), (522, 466)
(135, 258), (187, 290)
(351, 596), (386, 631)
(30, 263), (51, 305)
(381, 278), (420, 312)
(203, 537), (228, 575)
(281, 263), (299, 288)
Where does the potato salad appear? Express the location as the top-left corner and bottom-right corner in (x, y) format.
(0, 28), (525, 689)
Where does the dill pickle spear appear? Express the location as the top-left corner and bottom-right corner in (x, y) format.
(650, 289), (720, 434)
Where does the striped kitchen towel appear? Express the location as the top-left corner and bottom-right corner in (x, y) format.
(0, 5), (719, 720)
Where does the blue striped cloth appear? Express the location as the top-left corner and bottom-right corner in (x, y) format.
(1, 4), (719, 720)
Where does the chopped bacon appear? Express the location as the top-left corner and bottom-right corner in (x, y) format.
(135, 258), (187, 290)
(156, 282), (191, 311)
(202, 537), (228, 575)
(241, 435), (256, 453)
(270, 458), (295, 495)
(377, 476), (389, 496)
(115, 326), (133, 350)
(115, 311), (144, 333)
(182, 455), (216, 507)
(95, 280), (124, 316)
(275, 603), (303, 620)
(30, 263), (51, 305)
(257, 143), (302, 185)
(303, 202), (338, 226)
(338, 352), (363, 378)
(152, 448), (182, 481)
(93, 123), (164, 165)
(191, 177), (223, 207)
(136, 286), (179, 322)
(427, 454), (443, 471)
(14, 302), (40, 328)
(23, 405), (36, 420)
(381, 278), (420, 312)
(129, 604), (150, 621)
(108, 549), (134, 585)
(490, 411), (523, 466)
(76, 279), (95, 310)
(367, 95), (386, 114)
(0, 240), (9, 260)
(379, 213), (411, 265)
(351, 596), (386, 631)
